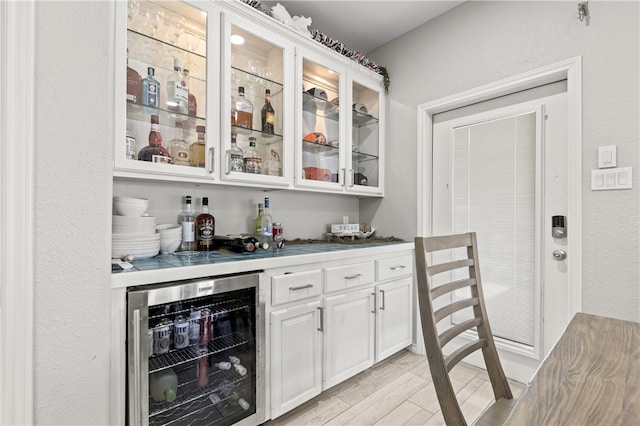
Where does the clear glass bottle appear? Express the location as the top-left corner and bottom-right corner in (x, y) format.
(179, 195), (196, 252)
(264, 149), (282, 176)
(166, 58), (188, 115)
(183, 68), (197, 117)
(138, 114), (171, 163)
(260, 197), (273, 249)
(231, 95), (237, 127)
(142, 66), (159, 108)
(261, 89), (275, 136)
(169, 121), (191, 166)
(234, 86), (253, 131)
(126, 48), (142, 104)
(242, 137), (262, 174)
(126, 129), (136, 160)
(253, 203), (264, 237)
(228, 133), (243, 172)
(190, 125), (206, 168)
(196, 197), (215, 252)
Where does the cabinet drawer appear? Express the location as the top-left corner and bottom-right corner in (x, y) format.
(271, 269), (322, 306)
(324, 262), (375, 293)
(376, 254), (414, 281)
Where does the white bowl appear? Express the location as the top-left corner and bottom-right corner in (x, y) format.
(113, 196), (149, 216)
(160, 239), (181, 254)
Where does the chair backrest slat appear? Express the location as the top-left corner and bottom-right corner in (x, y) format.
(431, 277), (476, 300)
(428, 258), (474, 276)
(434, 297), (479, 323)
(439, 317), (483, 347)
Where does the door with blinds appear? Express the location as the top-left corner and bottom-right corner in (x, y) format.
(432, 83), (569, 382)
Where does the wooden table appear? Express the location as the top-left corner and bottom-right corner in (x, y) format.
(504, 312), (640, 425)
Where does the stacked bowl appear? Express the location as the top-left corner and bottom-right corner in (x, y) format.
(112, 196), (160, 260)
(156, 224), (182, 254)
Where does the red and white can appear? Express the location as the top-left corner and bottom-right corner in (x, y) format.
(272, 222), (285, 251)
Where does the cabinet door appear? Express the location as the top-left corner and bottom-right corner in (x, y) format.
(346, 73), (385, 196)
(270, 300), (322, 419)
(323, 288), (375, 389)
(376, 277), (413, 362)
(296, 48), (347, 191)
(220, 12), (294, 187)
(116, 0), (219, 179)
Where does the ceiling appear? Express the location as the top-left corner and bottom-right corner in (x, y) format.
(259, 1), (465, 54)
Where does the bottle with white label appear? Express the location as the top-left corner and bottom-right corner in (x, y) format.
(179, 195), (196, 252)
(126, 129), (136, 160)
(166, 58), (188, 116)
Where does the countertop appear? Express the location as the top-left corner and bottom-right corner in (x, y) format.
(111, 240), (415, 289)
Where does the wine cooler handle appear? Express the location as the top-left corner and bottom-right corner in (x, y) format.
(132, 309), (142, 426)
(225, 150), (230, 175)
(317, 306), (324, 332)
(209, 147), (215, 174)
(380, 289), (386, 310)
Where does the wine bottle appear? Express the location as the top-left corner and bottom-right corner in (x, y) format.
(261, 89), (275, 135)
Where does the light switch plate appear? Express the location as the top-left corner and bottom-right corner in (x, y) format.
(591, 167), (632, 190)
(598, 145), (617, 168)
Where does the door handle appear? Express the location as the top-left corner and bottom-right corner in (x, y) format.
(552, 249), (567, 261)
(132, 309), (142, 426)
(317, 306), (324, 332)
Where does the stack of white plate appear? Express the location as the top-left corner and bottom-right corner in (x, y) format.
(112, 215), (160, 259)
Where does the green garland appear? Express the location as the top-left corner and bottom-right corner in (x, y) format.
(379, 66), (390, 94)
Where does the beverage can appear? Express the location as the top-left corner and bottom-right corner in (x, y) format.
(153, 319), (171, 355)
(173, 315), (189, 349)
(199, 308), (211, 344)
(273, 222), (285, 250)
(188, 310), (201, 345)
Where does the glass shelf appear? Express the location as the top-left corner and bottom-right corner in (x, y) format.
(231, 66), (283, 94)
(127, 100), (204, 127)
(353, 110), (379, 127)
(302, 92), (339, 120)
(352, 150), (379, 162)
(231, 125), (283, 145)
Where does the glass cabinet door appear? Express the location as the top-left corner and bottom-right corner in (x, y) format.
(347, 77), (383, 195)
(118, 0), (212, 177)
(221, 14), (292, 185)
(297, 52), (345, 189)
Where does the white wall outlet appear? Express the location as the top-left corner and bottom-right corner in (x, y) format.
(598, 145), (617, 169)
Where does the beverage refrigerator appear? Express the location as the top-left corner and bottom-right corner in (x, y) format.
(126, 272), (265, 426)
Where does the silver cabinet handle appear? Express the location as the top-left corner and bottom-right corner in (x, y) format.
(390, 265), (406, 271)
(380, 289), (386, 310)
(317, 306), (324, 332)
(341, 168), (346, 187)
(344, 273), (362, 280)
(348, 168), (354, 187)
(208, 147), (215, 174)
(132, 309), (142, 426)
(225, 150), (230, 175)
(371, 292), (376, 313)
(289, 284), (314, 291)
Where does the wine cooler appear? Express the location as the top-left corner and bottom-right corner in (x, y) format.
(127, 273), (264, 426)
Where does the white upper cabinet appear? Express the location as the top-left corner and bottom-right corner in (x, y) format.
(114, 0), (384, 196)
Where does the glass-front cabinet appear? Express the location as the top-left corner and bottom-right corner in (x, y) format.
(220, 13), (294, 186)
(116, 0), (219, 179)
(296, 48), (384, 195)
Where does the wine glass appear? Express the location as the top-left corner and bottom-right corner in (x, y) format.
(127, 0), (139, 28)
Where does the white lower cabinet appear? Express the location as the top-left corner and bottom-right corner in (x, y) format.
(270, 299), (322, 419)
(267, 251), (414, 420)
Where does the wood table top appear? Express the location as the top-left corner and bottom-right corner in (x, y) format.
(503, 312), (640, 425)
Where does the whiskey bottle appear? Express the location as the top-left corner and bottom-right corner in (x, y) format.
(166, 58), (188, 116)
(190, 125), (206, 168)
(126, 48), (142, 104)
(234, 86), (253, 131)
(261, 89), (275, 136)
(183, 68), (197, 117)
(179, 196), (196, 252)
(138, 114), (171, 163)
(196, 197), (215, 252)
(228, 133), (243, 172)
(242, 137), (262, 174)
(141, 66), (159, 108)
(168, 121), (191, 166)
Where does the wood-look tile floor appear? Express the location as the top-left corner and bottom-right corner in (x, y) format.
(265, 349), (525, 426)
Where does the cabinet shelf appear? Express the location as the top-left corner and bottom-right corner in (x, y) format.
(302, 140), (378, 162)
(231, 125), (283, 145)
(231, 66), (283, 94)
(302, 92), (339, 121)
(127, 100), (205, 128)
(353, 110), (379, 127)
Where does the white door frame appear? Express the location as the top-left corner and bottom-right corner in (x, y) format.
(1, 0), (35, 423)
(416, 57), (583, 324)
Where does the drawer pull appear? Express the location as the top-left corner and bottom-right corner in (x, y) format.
(318, 307), (324, 332)
(289, 284), (314, 291)
(390, 265), (406, 271)
(344, 273), (363, 280)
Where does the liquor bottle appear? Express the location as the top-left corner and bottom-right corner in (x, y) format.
(253, 203), (264, 236)
(261, 89), (275, 135)
(196, 197), (215, 252)
(227, 133), (243, 173)
(141, 66), (159, 108)
(138, 114), (171, 163)
(168, 121), (191, 166)
(183, 68), (197, 117)
(190, 125), (206, 168)
(126, 48), (142, 104)
(166, 58), (188, 115)
(231, 95), (237, 126)
(179, 195), (196, 252)
(264, 149), (282, 176)
(125, 129), (136, 160)
(234, 86), (253, 131)
(211, 235), (259, 253)
(243, 137), (262, 174)
(260, 197), (273, 249)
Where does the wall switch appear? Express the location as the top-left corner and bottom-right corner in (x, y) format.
(598, 145), (617, 168)
(591, 167), (632, 190)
